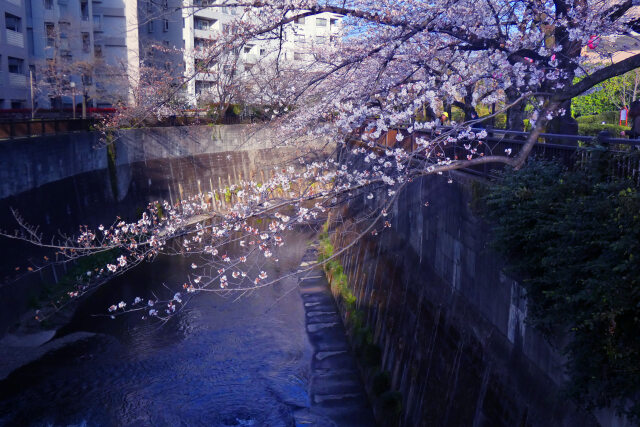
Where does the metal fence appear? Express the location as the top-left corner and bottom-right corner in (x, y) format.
(0, 118), (95, 139)
(362, 126), (640, 185)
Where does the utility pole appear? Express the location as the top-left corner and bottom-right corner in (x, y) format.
(70, 81), (76, 119)
(30, 69), (35, 119)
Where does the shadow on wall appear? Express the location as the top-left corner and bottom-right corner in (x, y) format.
(327, 172), (600, 427)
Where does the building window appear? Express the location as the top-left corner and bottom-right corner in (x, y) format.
(316, 18), (326, 27)
(243, 45), (252, 54)
(44, 0), (53, 9)
(148, 20), (154, 33)
(295, 16), (305, 24)
(330, 18), (338, 26)
(45, 23), (55, 47)
(146, 1), (152, 12)
(163, 19), (169, 32)
(5, 13), (22, 32)
(94, 44), (102, 57)
(59, 22), (70, 39)
(93, 15), (101, 30)
(162, 0), (168, 9)
(80, 0), (89, 20)
(11, 100), (25, 109)
(315, 36), (326, 44)
(259, 48), (266, 56)
(195, 18), (215, 30)
(293, 52), (303, 61)
(8, 57), (25, 74)
(296, 34), (305, 43)
(82, 32), (90, 52)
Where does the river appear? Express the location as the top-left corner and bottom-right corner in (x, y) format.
(0, 148), (322, 426)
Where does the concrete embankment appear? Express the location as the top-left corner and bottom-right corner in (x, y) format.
(325, 171), (621, 426)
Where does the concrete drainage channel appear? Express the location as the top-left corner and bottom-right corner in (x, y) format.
(294, 245), (376, 426)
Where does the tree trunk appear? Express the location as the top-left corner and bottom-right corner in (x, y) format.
(505, 88), (525, 131)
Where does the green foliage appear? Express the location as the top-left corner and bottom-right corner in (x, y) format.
(317, 230), (401, 423)
(361, 343), (382, 367)
(482, 160), (640, 421)
(378, 391), (403, 417)
(574, 112), (630, 136)
(578, 123), (630, 136)
(39, 249), (119, 311)
(372, 371), (392, 396)
(576, 111), (621, 124)
(572, 69), (640, 116)
(156, 202), (165, 220)
(451, 107), (465, 123)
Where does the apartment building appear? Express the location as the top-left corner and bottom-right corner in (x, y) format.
(30, 0), (130, 109)
(1, 0), (342, 112)
(140, 0), (343, 105)
(0, 0), (130, 111)
(0, 0), (31, 109)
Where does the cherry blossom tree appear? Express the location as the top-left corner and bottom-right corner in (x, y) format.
(5, 0), (640, 322)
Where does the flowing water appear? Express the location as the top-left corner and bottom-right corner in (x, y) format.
(0, 150), (318, 426)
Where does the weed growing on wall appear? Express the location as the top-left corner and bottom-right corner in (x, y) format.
(318, 230), (403, 424)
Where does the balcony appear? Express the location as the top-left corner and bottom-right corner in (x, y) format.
(193, 8), (221, 20)
(6, 30), (24, 48)
(243, 53), (258, 65)
(9, 73), (27, 87)
(195, 72), (217, 82)
(194, 28), (217, 40)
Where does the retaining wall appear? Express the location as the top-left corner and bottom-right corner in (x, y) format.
(330, 172), (627, 426)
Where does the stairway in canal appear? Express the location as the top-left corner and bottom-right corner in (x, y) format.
(294, 246), (376, 426)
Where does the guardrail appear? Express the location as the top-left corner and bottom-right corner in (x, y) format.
(0, 118), (95, 139)
(360, 125), (640, 185)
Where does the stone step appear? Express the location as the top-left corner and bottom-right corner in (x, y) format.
(311, 374), (365, 396)
(313, 392), (366, 405)
(299, 276), (330, 287)
(312, 400), (376, 426)
(301, 293), (335, 304)
(307, 322), (340, 333)
(312, 349), (358, 370)
(306, 312), (341, 324)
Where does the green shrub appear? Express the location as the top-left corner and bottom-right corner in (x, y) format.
(352, 324), (373, 349)
(576, 111), (621, 124)
(482, 159), (640, 421)
(378, 391), (403, 417)
(578, 122), (629, 136)
(494, 113), (506, 129)
(372, 371), (392, 396)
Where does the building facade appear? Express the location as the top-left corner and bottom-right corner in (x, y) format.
(0, 0), (342, 112)
(1, 0), (31, 109)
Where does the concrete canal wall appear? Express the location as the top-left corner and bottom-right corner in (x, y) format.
(0, 124), (282, 200)
(329, 172), (627, 427)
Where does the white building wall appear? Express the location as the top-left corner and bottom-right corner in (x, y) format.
(0, 0), (31, 109)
